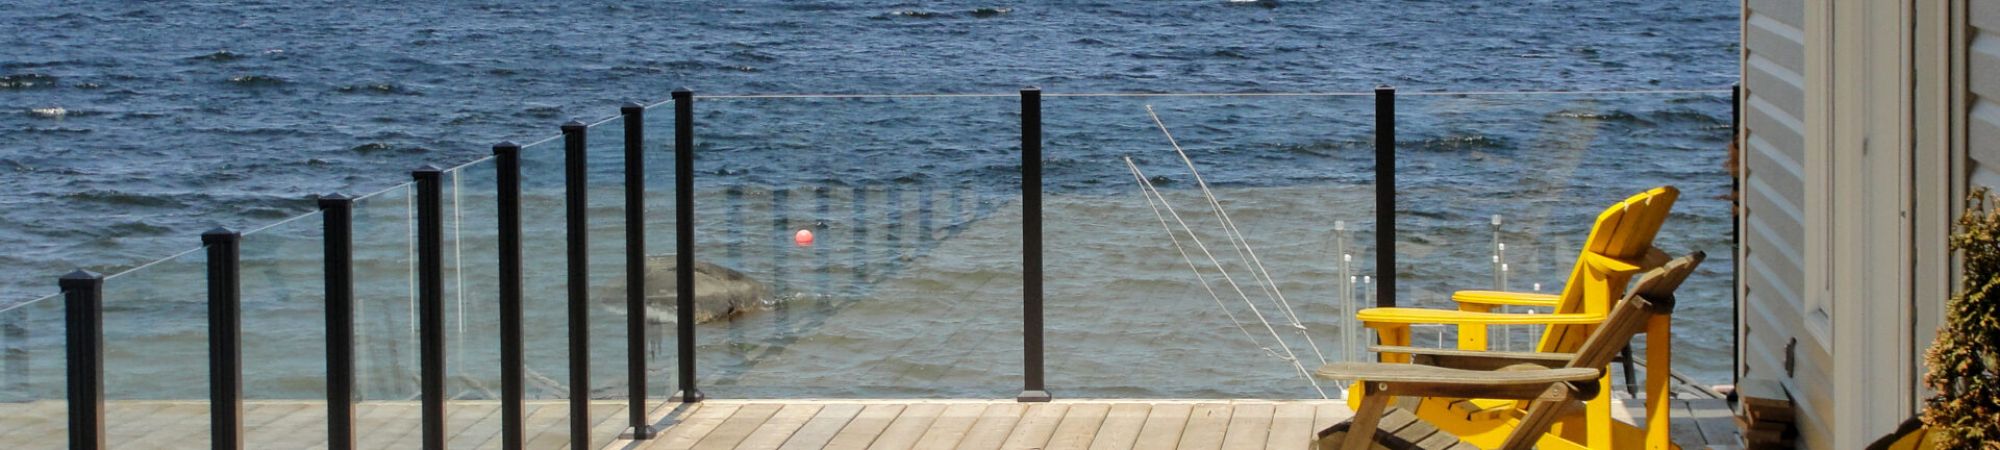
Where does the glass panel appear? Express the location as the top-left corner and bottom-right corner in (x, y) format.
(1043, 94), (1375, 399)
(584, 116), (632, 421)
(1397, 92), (1733, 383)
(442, 157), (507, 445)
(640, 102), (679, 403)
(515, 135), (578, 439)
(239, 211), (327, 443)
(100, 247), (209, 447)
(350, 183), (422, 447)
(0, 295), (65, 448)
(696, 96), (1022, 398)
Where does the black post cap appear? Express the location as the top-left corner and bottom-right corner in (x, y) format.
(317, 192), (353, 209)
(1021, 86), (1041, 93)
(59, 269), (103, 287)
(493, 141), (520, 155)
(1376, 85), (1395, 91)
(561, 120), (587, 133)
(412, 164), (443, 180)
(202, 227), (240, 245)
(671, 88), (692, 98)
(620, 102), (644, 115)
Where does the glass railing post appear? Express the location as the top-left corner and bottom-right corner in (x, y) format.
(60, 269), (105, 450)
(202, 227), (243, 450)
(559, 119), (591, 449)
(318, 193), (356, 450)
(671, 88), (704, 403)
(618, 103), (656, 439)
(1018, 87), (1050, 403)
(1373, 85), (1397, 310)
(491, 141), (526, 450)
(412, 165), (446, 450)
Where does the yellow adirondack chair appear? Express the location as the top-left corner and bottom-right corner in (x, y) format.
(1349, 186), (1680, 450)
(1314, 251), (1703, 450)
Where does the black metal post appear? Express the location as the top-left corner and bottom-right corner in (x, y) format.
(672, 88), (704, 403)
(1018, 87), (1049, 403)
(492, 141), (525, 450)
(413, 165), (446, 450)
(203, 228), (242, 450)
(619, 102), (657, 439)
(1373, 86), (1396, 309)
(1731, 83), (1742, 389)
(61, 270), (104, 450)
(319, 194), (356, 450)
(560, 120), (591, 448)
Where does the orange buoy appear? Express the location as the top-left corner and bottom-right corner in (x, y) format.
(795, 229), (814, 246)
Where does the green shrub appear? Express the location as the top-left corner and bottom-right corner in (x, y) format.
(1923, 188), (2000, 449)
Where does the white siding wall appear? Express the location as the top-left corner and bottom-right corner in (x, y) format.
(1973, 0), (2000, 189)
(1739, 0), (1836, 447)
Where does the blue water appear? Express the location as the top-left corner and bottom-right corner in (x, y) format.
(0, 1), (1741, 397)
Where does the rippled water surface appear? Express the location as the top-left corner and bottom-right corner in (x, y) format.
(1, 1), (1738, 398)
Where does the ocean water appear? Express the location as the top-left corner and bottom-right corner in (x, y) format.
(0, 0), (1739, 401)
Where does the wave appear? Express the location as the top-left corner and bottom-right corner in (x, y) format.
(335, 83), (420, 96)
(225, 75), (289, 87)
(0, 73), (58, 90)
(188, 50), (244, 62)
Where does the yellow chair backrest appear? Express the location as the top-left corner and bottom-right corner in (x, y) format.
(1536, 185), (1678, 353)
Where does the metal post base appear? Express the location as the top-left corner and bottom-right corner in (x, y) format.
(673, 390), (705, 403)
(1016, 390), (1051, 403)
(619, 425), (658, 440)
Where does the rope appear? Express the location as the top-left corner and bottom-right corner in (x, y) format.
(683, 87), (1730, 100)
(1124, 158), (1327, 399)
(1146, 106), (1331, 367)
(1123, 159), (1273, 357)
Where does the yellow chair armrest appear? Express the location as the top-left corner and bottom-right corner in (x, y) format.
(1452, 290), (1560, 307)
(1581, 251), (1648, 274)
(1356, 307), (1604, 326)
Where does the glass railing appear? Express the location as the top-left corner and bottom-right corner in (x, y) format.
(689, 95), (1024, 398)
(0, 87), (1736, 445)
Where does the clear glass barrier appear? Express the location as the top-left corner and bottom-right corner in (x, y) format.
(1396, 92), (1733, 382)
(1043, 94), (1376, 399)
(349, 183), (422, 447)
(694, 96), (1023, 398)
(514, 134), (580, 439)
(0, 295), (64, 448)
(238, 212), (328, 443)
(100, 247), (209, 447)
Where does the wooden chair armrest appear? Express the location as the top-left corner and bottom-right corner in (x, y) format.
(1314, 362), (1600, 400)
(1452, 290), (1560, 307)
(1357, 308), (1605, 326)
(1369, 345), (1577, 371)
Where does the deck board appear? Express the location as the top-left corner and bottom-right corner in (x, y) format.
(0, 397), (1741, 449)
(952, 403), (1027, 450)
(737, 403), (826, 450)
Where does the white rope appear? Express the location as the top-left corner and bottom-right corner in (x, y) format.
(1145, 105), (1330, 367)
(1124, 158), (1327, 398)
(1123, 159), (1273, 358)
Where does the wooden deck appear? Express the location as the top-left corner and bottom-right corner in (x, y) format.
(0, 398), (1739, 449)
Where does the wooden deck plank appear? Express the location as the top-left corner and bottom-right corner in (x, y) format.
(1684, 399), (1738, 447)
(120, 402), (212, 449)
(355, 402), (422, 449)
(1668, 400), (1710, 447)
(952, 403), (1028, 450)
(587, 403), (635, 449)
(777, 403), (865, 450)
(1220, 403), (1275, 450)
(0, 401), (62, 439)
(997, 403), (1067, 450)
(693, 403), (784, 450)
(1311, 402), (1351, 435)
(821, 404), (907, 450)
(735, 403), (826, 450)
(383, 402), (505, 449)
(1176, 403), (1234, 450)
(866, 403), (947, 450)
(1265, 403), (1317, 450)
(244, 402), (330, 448)
(1045, 403), (1111, 450)
(447, 402), (517, 449)
(1131, 402), (1195, 450)
(100, 402), (170, 444)
(1085, 403), (1151, 450)
(908, 403), (987, 450)
(643, 402), (743, 450)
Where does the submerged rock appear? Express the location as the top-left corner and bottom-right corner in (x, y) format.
(600, 255), (768, 324)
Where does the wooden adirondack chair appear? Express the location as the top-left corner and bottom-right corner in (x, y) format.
(1349, 186), (1681, 449)
(1314, 252), (1703, 450)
